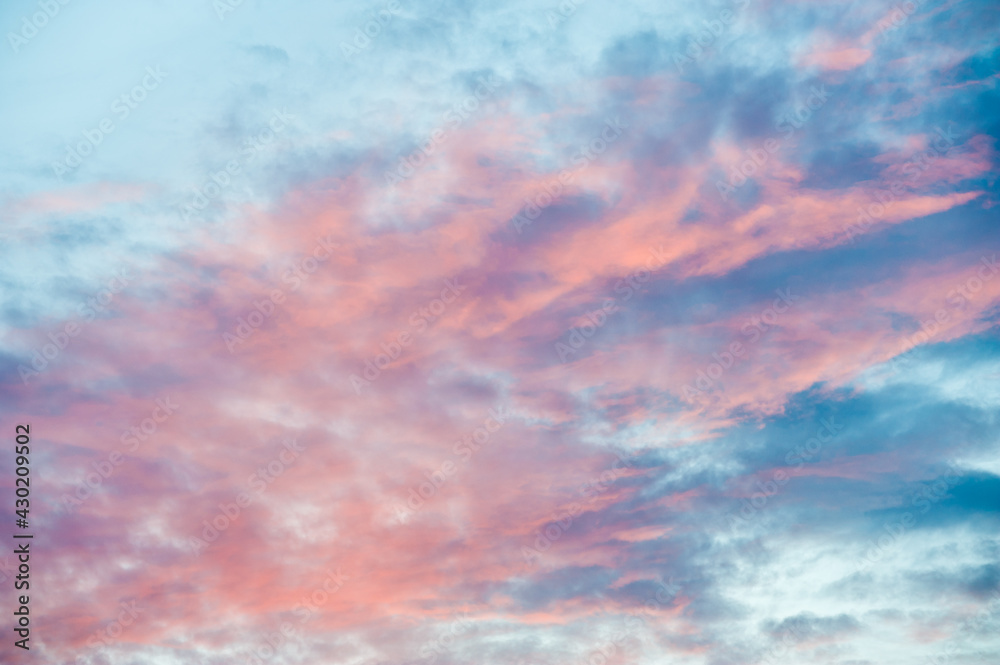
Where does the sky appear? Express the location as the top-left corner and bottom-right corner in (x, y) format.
(0, 0), (999, 663)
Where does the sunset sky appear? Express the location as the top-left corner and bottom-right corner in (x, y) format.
(1, 0), (999, 663)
